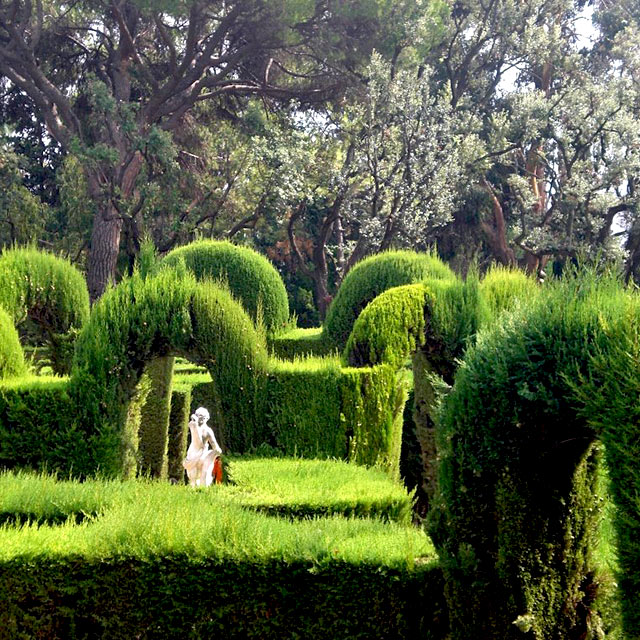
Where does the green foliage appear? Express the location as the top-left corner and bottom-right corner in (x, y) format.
(0, 470), (443, 639)
(0, 377), (90, 475)
(167, 386), (190, 483)
(70, 269), (268, 478)
(162, 240), (289, 336)
(430, 273), (629, 639)
(479, 265), (540, 321)
(345, 284), (429, 367)
(268, 326), (334, 359)
(138, 357), (174, 479)
(0, 246), (89, 374)
(572, 291), (640, 636)
(0, 307), (25, 379)
(324, 250), (454, 350)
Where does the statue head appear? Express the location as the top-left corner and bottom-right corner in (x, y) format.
(194, 406), (210, 426)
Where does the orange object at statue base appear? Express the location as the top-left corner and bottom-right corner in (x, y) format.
(213, 457), (223, 484)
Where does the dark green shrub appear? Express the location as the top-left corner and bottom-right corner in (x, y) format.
(0, 247), (89, 374)
(0, 307), (25, 379)
(70, 269), (268, 478)
(324, 250), (454, 350)
(167, 386), (191, 483)
(429, 274), (628, 639)
(138, 357), (174, 479)
(162, 240), (289, 336)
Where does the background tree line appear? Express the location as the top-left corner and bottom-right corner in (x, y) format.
(1, 0), (639, 322)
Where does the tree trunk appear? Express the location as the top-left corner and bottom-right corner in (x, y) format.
(87, 204), (124, 303)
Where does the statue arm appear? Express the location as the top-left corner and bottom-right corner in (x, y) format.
(203, 427), (222, 456)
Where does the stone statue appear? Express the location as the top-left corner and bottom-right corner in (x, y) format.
(183, 407), (222, 487)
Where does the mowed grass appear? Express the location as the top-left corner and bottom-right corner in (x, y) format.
(0, 460), (432, 568)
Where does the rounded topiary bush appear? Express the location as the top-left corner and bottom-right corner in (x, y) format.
(0, 306), (26, 379)
(0, 247), (90, 374)
(324, 250), (455, 350)
(162, 240), (289, 335)
(71, 269), (269, 478)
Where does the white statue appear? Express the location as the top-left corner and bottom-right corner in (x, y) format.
(183, 407), (222, 487)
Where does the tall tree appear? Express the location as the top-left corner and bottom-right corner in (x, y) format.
(0, 0), (395, 300)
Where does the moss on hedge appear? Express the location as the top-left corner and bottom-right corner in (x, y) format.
(324, 249), (454, 351)
(0, 307), (26, 379)
(0, 247), (89, 374)
(162, 240), (289, 336)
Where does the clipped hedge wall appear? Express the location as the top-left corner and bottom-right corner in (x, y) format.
(267, 327), (334, 359)
(162, 240), (289, 336)
(70, 269), (268, 478)
(0, 247), (89, 374)
(0, 377), (90, 475)
(167, 386), (191, 483)
(0, 307), (26, 379)
(324, 250), (454, 350)
(429, 275), (629, 639)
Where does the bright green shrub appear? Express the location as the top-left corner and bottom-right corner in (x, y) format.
(0, 307), (25, 379)
(430, 274), (629, 639)
(138, 357), (174, 479)
(264, 357), (345, 458)
(70, 269), (268, 478)
(0, 473), (445, 639)
(324, 250), (454, 350)
(268, 326), (334, 358)
(345, 284), (429, 368)
(162, 240), (289, 335)
(479, 265), (540, 320)
(0, 247), (89, 374)
(0, 377), (90, 475)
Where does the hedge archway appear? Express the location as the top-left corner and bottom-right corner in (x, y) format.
(0, 247), (90, 374)
(324, 250), (455, 351)
(162, 240), (289, 336)
(70, 269), (268, 478)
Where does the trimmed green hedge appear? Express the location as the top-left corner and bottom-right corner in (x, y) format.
(479, 265), (540, 320)
(162, 240), (289, 336)
(0, 307), (26, 379)
(70, 269), (268, 478)
(0, 472), (445, 639)
(0, 247), (89, 374)
(167, 386), (191, 483)
(0, 376), (89, 475)
(267, 326), (334, 359)
(324, 250), (454, 351)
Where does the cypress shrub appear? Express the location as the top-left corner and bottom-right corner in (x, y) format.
(324, 250), (454, 350)
(70, 270), (268, 478)
(0, 307), (26, 379)
(267, 327), (334, 359)
(0, 247), (89, 374)
(429, 274), (628, 639)
(162, 240), (289, 336)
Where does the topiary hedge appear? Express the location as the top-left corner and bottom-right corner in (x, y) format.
(162, 240), (289, 336)
(70, 269), (269, 478)
(479, 264), (540, 320)
(324, 250), (455, 351)
(0, 247), (89, 374)
(0, 307), (26, 380)
(429, 274), (631, 639)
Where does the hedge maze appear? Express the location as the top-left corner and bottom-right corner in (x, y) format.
(1, 243), (639, 638)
